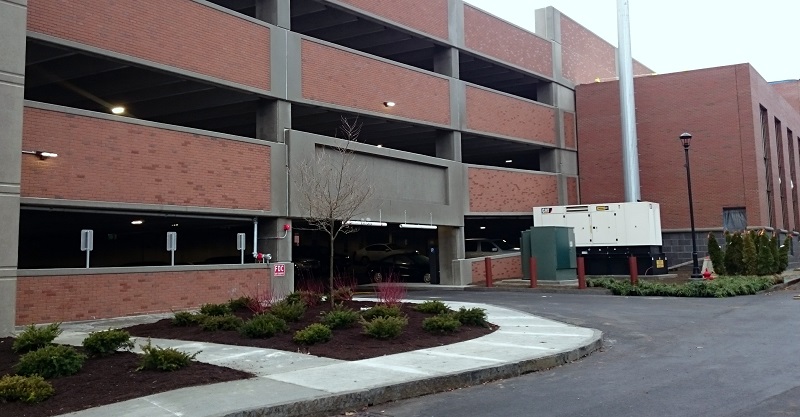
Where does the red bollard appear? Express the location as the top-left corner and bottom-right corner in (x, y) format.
(629, 256), (639, 286)
(577, 256), (586, 289)
(529, 257), (538, 288)
(484, 257), (493, 288)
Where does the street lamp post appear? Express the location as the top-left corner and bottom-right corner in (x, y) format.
(680, 132), (702, 279)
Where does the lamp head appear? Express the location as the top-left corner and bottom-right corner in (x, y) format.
(679, 132), (692, 149)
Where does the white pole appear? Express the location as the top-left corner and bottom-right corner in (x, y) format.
(617, 0), (641, 202)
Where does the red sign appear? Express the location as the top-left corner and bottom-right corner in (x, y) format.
(273, 264), (286, 277)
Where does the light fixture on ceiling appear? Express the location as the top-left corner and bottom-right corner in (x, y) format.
(399, 211), (438, 230)
(505, 159), (513, 163)
(376, 144), (383, 148)
(111, 106), (125, 115)
(383, 101), (396, 108)
(21, 150), (58, 160)
(131, 220), (144, 225)
(345, 220), (387, 227)
(480, 226), (486, 230)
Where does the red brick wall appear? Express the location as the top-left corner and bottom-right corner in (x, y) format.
(567, 177), (579, 205)
(576, 65), (789, 230)
(21, 107), (271, 211)
(466, 86), (556, 144)
(771, 81), (800, 115)
(468, 167), (558, 212)
(301, 40), (450, 125)
(464, 5), (553, 77)
(470, 255), (522, 284)
(559, 14), (652, 86)
(27, 0), (270, 90)
(16, 268), (271, 324)
(334, 0), (448, 40)
(563, 112), (576, 149)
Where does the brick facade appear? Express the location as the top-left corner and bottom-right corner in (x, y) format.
(16, 268), (270, 324)
(469, 255), (522, 284)
(465, 86), (556, 144)
(771, 80), (800, 115)
(566, 177), (579, 205)
(334, 0), (449, 40)
(21, 107), (271, 211)
(468, 167), (558, 213)
(27, 0), (270, 89)
(563, 112), (576, 149)
(301, 40), (450, 126)
(464, 5), (553, 77)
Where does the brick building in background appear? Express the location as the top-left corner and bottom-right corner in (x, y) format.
(577, 65), (800, 264)
(0, 0), (653, 333)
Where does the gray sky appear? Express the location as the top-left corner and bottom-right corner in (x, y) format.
(464, 0), (799, 82)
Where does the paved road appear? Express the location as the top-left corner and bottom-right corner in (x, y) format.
(353, 287), (800, 417)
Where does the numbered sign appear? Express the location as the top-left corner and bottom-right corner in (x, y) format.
(273, 263), (286, 277)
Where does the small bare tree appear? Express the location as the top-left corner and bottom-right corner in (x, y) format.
(294, 117), (375, 306)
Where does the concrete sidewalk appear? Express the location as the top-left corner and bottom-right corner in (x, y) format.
(53, 299), (602, 417)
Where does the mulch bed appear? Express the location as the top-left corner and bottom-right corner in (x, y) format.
(124, 300), (497, 361)
(0, 338), (253, 417)
(0, 300), (495, 416)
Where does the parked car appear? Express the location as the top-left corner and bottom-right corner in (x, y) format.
(464, 238), (519, 259)
(353, 243), (413, 264)
(365, 252), (431, 284)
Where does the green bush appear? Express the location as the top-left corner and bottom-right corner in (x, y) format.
(239, 314), (288, 338)
(284, 292), (303, 304)
(778, 235), (792, 273)
(331, 286), (354, 302)
(707, 233), (726, 275)
(227, 296), (252, 311)
(361, 304), (402, 320)
(270, 300), (307, 322)
(12, 323), (62, 354)
(587, 276), (775, 298)
(769, 234), (780, 274)
(0, 375), (55, 403)
(724, 232), (744, 275)
(199, 303), (232, 317)
(361, 316), (407, 339)
(742, 232), (758, 275)
(172, 311), (206, 327)
(15, 345), (86, 379)
(756, 232), (775, 276)
(137, 339), (198, 372)
(413, 300), (452, 315)
(293, 323), (332, 345)
(82, 329), (134, 357)
(422, 314), (461, 334)
(319, 306), (360, 329)
(454, 307), (489, 327)
(199, 314), (243, 331)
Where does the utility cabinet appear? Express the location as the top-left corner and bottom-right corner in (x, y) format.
(521, 226), (577, 282)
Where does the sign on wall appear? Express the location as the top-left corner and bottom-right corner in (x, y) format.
(273, 263), (286, 277)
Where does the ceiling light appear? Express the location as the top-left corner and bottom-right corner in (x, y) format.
(131, 220), (144, 225)
(376, 144), (383, 148)
(383, 101), (396, 107)
(480, 226), (486, 230)
(111, 106), (125, 114)
(505, 159), (513, 163)
(171, 223), (179, 227)
(22, 150), (58, 160)
(399, 224), (437, 230)
(344, 220), (387, 227)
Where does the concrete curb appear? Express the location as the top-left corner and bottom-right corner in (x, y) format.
(465, 286), (613, 295)
(223, 330), (603, 417)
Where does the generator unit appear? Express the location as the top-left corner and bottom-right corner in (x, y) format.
(532, 202), (668, 275)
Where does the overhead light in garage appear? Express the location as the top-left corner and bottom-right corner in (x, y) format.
(383, 101), (396, 107)
(111, 106), (125, 114)
(480, 226), (486, 230)
(400, 223), (437, 230)
(131, 220), (144, 225)
(505, 159), (513, 163)
(377, 145), (383, 148)
(345, 220), (387, 227)
(22, 150), (58, 160)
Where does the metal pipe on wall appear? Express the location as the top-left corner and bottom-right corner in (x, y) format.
(617, 0), (641, 202)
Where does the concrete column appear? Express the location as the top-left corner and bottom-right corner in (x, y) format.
(436, 131), (462, 162)
(0, 0), (27, 336)
(433, 46), (459, 78)
(256, 99), (291, 143)
(258, 217), (292, 263)
(437, 226), (465, 285)
(255, 0), (290, 29)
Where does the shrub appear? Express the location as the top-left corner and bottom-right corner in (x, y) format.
(742, 232), (757, 275)
(361, 304), (402, 320)
(778, 235), (792, 273)
(270, 299), (307, 322)
(12, 323), (62, 354)
(375, 276), (406, 306)
(586, 276), (775, 298)
(769, 233), (780, 274)
(82, 329), (134, 357)
(361, 316), (407, 339)
(0, 375), (55, 403)
(319, 306), (360, 329)
(756, 232), (775, 276)
(227, 296), (251, 311)
(239, 314), (288, 338)
(413, 300), (451, 315)
(199, 314), (243, 331)
(422, 314), (461, 334)
(172, 311), (206, 327)
(724, 232), (744, 275)
(454, 307), (489, 327)
(293, 323), (332, 345)
(137, 339), (198, 372)
(707, 233), (726, 275)
(15, 345), (86, 379)
(243, 287), (277, 315)
(331, 286), (354, 303)
(199, 303), (232, 317)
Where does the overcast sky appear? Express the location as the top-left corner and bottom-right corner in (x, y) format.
(464, 0), (799, 83)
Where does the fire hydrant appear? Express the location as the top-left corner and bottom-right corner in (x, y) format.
(702, 269), (714, 280)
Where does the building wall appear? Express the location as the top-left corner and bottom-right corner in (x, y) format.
(27, 0), (270, 90)
(771, 80), (800, 115)
(16, 266), (271, 324)
(463, 4), (553, 77)
(469, 254), (522, 284)
(465, 86), (556, 144)
(331, 0), (450, 41)
(21, 106), (272, 211)
(467, 167), (558, 213)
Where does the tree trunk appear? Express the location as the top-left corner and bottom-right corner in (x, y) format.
(329, 235), (335, 308)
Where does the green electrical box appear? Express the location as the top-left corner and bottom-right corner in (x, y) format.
(522, 226), (577, 282)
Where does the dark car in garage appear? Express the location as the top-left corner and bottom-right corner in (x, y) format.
(365, 252), (431, 284)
